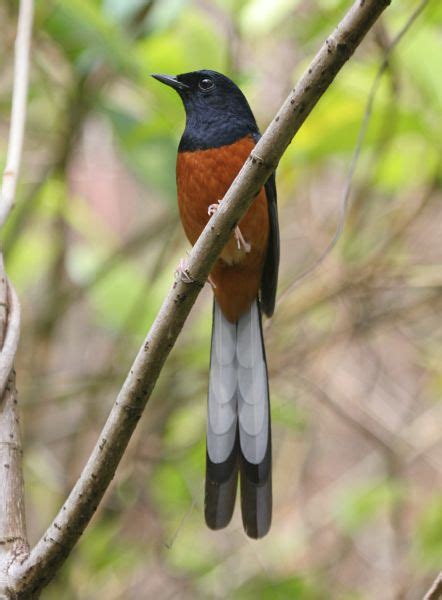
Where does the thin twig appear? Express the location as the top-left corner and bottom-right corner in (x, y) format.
(0, 0), (34, 228)
(277, 0), (431, 305)
(0, 274), (21, 398)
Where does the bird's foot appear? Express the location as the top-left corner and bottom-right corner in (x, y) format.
(175, 258), (195, 284)
(207, 201), (220, 216)
(207, 201), (251, 253)
(175, 258), (213, 289)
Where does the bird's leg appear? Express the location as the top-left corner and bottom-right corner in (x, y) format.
(233, 227), (251, 253)
(207, 201), (251, 253)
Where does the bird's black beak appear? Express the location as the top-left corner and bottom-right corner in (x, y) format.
(151, 73), (189, 92)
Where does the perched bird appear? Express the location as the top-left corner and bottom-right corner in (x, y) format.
(152, 70), (279, 538)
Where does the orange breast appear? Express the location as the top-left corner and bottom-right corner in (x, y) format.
(176, 136), (269, 322)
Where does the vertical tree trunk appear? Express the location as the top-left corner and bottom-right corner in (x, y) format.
(0, 264), (28, 598)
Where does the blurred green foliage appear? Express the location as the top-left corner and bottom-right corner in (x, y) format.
(415, 494), (442, 568)
(334, 479), (405, 533)
(0, 0), (441, 598)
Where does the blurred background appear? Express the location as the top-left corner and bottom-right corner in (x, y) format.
(1, 0), (441, 598)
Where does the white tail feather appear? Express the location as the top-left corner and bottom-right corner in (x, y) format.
(207, 302), (237, 463)
(237, 302), (269, 464)
(207, 300), (269, 466)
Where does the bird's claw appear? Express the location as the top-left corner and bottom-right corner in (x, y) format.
(208, 201), (220, 216)
(207, 200), (251, 253)
(175, 258), (211, 288)
(175, 258), (195, 284)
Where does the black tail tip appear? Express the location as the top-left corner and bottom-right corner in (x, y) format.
(205, 468), (238, 531)
(240, 466), (272, 539)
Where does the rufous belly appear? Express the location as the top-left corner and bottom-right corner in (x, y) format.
(176, 136), (269, 322)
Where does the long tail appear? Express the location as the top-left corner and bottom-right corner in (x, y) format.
(205, 300), (272, 538)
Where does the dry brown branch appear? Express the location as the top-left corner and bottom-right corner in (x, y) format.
(424, 572), (442, 600)
(6, 0), (393, 596)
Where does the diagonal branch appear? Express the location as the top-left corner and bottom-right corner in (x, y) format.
(9, 0), (392, 596)
(424, 572), (442, 600)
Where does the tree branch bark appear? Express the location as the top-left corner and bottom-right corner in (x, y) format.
(0, 1), (34, 597)
(0, 270), (28, 599)
(6, 0), (392, 596)
(424, 572), (442, 600)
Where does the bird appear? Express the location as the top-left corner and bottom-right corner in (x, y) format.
(152, 70), (279, 538)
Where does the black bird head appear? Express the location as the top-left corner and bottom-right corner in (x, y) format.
(152, 69), (260, 151)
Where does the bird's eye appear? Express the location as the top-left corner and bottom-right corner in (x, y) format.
(198, 77), (214, 91)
